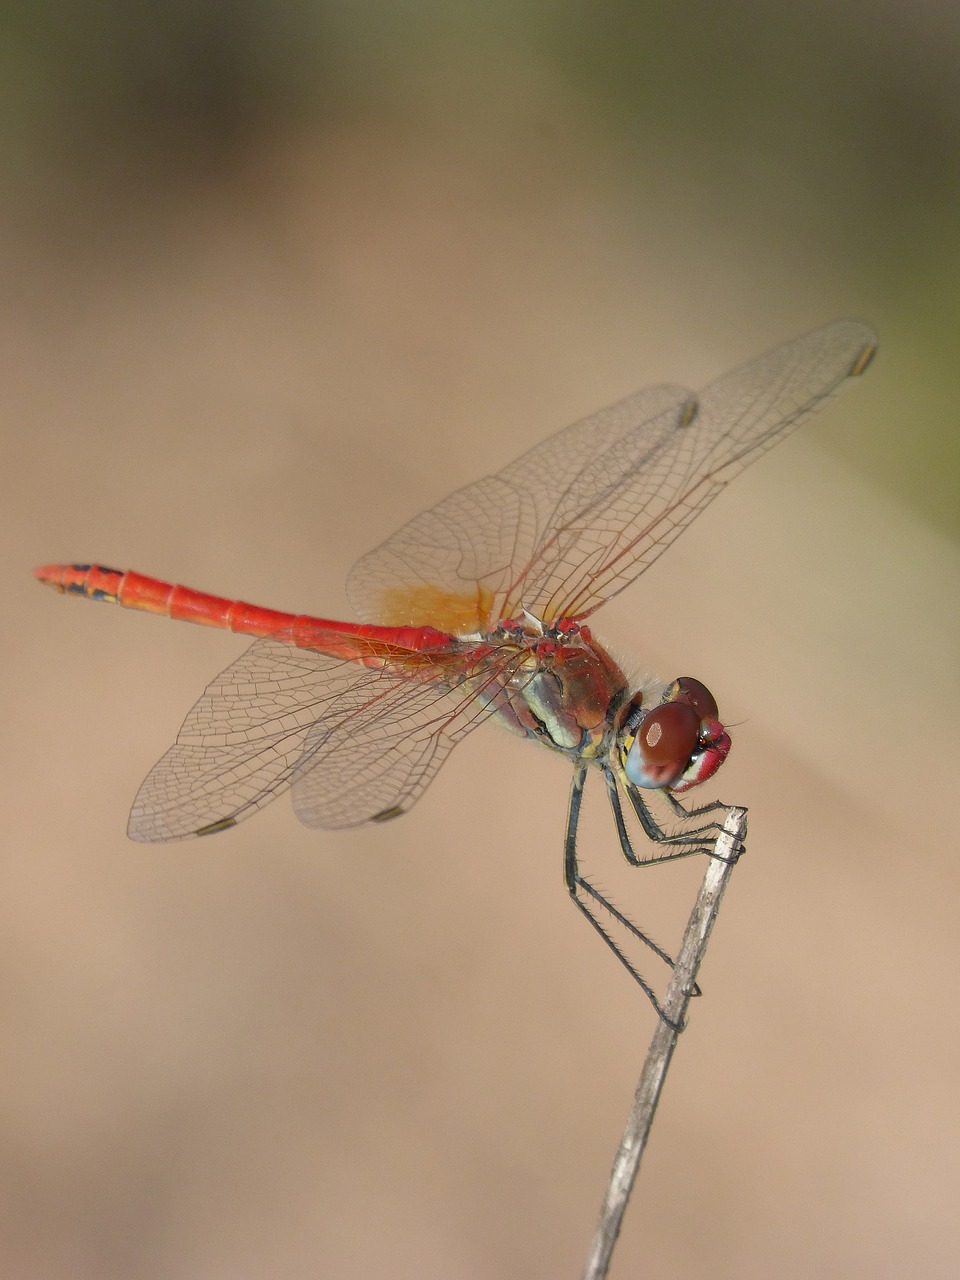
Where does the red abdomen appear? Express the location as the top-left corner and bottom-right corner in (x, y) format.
(33, 563), (458, 666)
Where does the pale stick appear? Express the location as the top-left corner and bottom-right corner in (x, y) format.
(581, 806), (748, 1280)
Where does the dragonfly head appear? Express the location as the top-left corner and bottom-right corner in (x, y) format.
(618, 676), (731, 792)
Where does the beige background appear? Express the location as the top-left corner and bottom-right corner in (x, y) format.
(3, 5), (959, 1278)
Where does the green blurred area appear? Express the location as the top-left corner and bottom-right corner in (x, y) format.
(2, 0), (958, 537)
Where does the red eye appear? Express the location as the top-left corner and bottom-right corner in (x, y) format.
(668, 676), (718, 722)
(640, 701), (700, 766)
(623, 700), (701, 788)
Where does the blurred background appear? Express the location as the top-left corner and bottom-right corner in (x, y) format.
(4, 2), (959, 1277)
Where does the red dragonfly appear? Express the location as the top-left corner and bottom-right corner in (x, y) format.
(36, 320), (876, 1021)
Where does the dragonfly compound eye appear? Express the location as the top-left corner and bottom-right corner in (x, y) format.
(666, 676), (719, 722)
(622, 701), (700, 789)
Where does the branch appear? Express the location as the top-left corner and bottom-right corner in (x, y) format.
(581, 805), (747, 1280)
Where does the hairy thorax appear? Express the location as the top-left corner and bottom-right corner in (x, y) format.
(487, 621), (630, 762)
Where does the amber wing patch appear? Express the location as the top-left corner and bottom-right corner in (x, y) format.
(374, 583), (495, 633)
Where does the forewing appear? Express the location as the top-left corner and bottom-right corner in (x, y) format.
(346, 384), (695, 632)
(348, 321), (875, 632)
(128, 636), (513, 842)
(519, 319), (877, 622)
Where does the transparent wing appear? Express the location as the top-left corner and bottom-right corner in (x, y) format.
(522, 319), (877, 622)
(347, 384), (695, 632)
(348, 321), (876, 630)
(290, 644), (523, 828)
(128, 635), (519, 842)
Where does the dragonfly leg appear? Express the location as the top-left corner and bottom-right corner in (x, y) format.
(601, 769), (705, 999)
(564, 765), (686, 1030)
(604, 770), (719, 867)
(661, 789), (737, 821)
(622, 779), (743, 864)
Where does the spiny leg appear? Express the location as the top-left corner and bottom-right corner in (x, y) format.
(564, 764), (684, 1031)
(662, 788), (739, 822)
(604, 769), (721, 868)
(622, 779), (743, 864)
(603, 770), (703, 998)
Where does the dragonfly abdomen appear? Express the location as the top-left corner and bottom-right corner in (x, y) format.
(35, 564), (297, 636)
(34, 563), (460, 667)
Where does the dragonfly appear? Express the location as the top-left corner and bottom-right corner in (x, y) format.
(36, 319), (876, 1022)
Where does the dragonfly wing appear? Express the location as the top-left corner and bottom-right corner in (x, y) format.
(348, 321), (875, 631)
(346, 384), (695, 632)
(128, 637), (382, 841)
(289, 645), (524, 829)
(127, 635), (516, 841)
(517, 319), (877, 622)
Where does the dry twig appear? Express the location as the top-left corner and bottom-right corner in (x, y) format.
(581, 805), (747, 1280)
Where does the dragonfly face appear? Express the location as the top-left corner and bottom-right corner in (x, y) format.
(618, 676), (731, 793)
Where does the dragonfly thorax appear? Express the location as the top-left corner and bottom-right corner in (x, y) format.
(491, 621), (629, 761)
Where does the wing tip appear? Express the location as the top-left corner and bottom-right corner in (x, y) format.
(126, 813), (240, 841)
(195, 816), (240, 837)
(680, 394), (700, 427)
(848, 337), (878, 378)
(371, 805), (406, 823)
